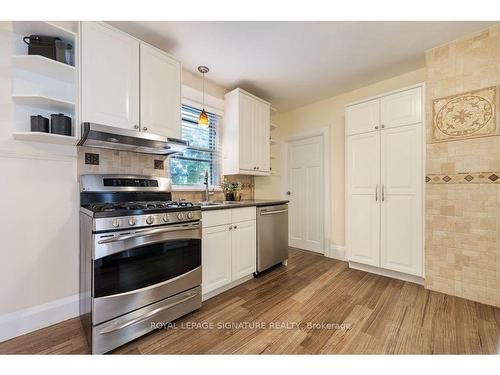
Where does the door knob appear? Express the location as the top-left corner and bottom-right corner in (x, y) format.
(286, 191), (291, 196)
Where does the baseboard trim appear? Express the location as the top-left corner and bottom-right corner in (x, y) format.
(349, 262), (424, 285)
(0, 294), (79, 343)
(202, 274), (254, 302)
(326, 244), (346, 261)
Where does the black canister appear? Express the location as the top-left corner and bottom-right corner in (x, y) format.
(50, 113), (72, 136)
(23, 35), (60, 60)
(30, 115), (49, 133)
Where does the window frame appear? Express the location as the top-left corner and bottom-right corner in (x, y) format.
(170, 93), (223, 191)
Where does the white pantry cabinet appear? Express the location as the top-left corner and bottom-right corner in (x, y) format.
(140, 43), (181, 138)
(222, 88), (270, 176)
(81, 22), (181, 137)
(202, 207), (256, 296)
(81, 22), (140, 130)
(346, 85), (423, 278)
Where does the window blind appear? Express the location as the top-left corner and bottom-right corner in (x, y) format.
(170, 105), (220, 186)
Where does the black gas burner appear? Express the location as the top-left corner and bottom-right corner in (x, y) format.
(85, 200), (199, 217)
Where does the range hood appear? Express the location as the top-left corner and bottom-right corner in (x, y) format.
(77, 123), (188, 155)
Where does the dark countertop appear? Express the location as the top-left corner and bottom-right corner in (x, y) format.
(200, 199), (289, 211)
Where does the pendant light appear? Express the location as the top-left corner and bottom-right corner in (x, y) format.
(198, 66), (210, 127)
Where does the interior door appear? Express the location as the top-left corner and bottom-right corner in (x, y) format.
(201, 225), (232, 294)
(287, 136), (324, 253)
(81, 22), (140, 130)
(140, 44), (181, 138)
(231, 220), (256, 280)
(380, 87), (422, 129)
(345, 99), (380, 135)
(380, 124), (422, 276)
(347, 131), (380, 266)
(238, 93), (255, 171)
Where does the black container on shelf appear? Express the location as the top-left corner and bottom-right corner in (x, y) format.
(30, 115), (49, 133)
(50, 113), (72, 136)
(23, 35), (60, 60)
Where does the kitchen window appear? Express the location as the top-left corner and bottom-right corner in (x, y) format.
(170, 105), (220, 187)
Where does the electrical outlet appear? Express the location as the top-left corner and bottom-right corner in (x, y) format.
(85, 153), (99, 165)
(154, 160), (164, 170)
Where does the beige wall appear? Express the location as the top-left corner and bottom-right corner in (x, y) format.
(424, 25), (500, 307)
(255, 68), (426, 248)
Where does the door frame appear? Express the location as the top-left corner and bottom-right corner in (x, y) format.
(280, 127), (331, 256)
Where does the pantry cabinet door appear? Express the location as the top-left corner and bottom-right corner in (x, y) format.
(346, 131), (380, 267)
(345, 99), (380, 135)
(238, 93), (255, 172)
(140, 44), (181, 138)
(81, 22), (139, 130)
(380, 87), (422, 129)
(202, 225), (232, 295)
(380, 123), (422, 276)
(231, 220), (256, 280)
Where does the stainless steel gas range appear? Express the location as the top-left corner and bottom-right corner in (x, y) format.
(79, 174), (202, 354)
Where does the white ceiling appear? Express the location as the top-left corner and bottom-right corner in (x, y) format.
(109, 21), (496, 110)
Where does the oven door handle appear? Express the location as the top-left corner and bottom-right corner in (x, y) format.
(98, 292), (199, 335)
(98, 223), (200, 244)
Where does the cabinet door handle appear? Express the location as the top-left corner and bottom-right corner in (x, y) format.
(374, 125), (379, 130)
(134, 125), (139, 129)
(229, 226), (233, 230)
(143, 126), (148, 131)
(382, 184), (385, 202)
(233, 225), (237, 229)
(381, 124), (385, 129)
(375, 184), (378, 201)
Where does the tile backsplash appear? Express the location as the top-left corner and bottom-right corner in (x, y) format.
(77, 147), (254, 200)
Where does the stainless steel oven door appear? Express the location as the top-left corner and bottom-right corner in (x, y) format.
(92, 222), (202, 325)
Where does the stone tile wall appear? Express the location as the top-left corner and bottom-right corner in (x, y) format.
(425, 25), (500, 307)
(77, 147), (254, 201)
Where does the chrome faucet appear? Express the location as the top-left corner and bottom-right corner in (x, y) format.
(203, 170), (210, 202)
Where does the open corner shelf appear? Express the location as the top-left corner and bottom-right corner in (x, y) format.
(270, 123), (278, 130)
(12, 21), (76, 44)
(12, 94), (75, 112)
(12, 131), (78, 146)
(12, 55), (75, 83)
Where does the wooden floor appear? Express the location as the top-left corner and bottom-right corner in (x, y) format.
(1, 248), (499, 354)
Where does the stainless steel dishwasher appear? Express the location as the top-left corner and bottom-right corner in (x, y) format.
(256, 204), (289, 273)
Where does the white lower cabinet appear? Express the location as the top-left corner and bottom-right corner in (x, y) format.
(202, 208), (256, 296)
(202, 225), (232, 294)
(231, 220), (257, 280)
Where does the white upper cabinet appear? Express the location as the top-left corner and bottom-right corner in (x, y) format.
(81, 22), (140, 130)
(380, 87), (422, 129)
(345, 98), (380, 135)
(81, 22), (181, 137)
(140, 44), (181, 138)
(223, 88), (271, 176)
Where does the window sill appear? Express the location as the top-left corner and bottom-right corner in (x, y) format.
(172, 185), (222, 192)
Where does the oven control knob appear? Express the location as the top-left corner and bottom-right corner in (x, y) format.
(162, 214), (169, 223)
(177, 212), (184, 221)
(187, 212), (194, 220)
(112, 219), (120, 228)
(146, 216), (154, 225)
(128, 218), (136, 226)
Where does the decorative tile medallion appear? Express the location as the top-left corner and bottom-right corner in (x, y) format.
(425, 172), (500, 184)
(432, 86), (498, 142)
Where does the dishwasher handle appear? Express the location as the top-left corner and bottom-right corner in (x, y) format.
(260, 208), (288, 216)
